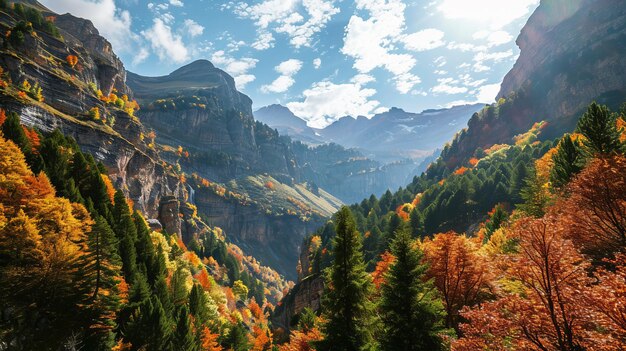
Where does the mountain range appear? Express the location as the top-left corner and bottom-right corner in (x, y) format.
(254, 103), (483, 163)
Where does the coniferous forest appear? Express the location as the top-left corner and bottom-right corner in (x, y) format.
(1, 0), (626, 350)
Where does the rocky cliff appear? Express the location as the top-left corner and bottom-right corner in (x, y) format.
(0, 2), (183, 218)
(441, 0), (626, 168)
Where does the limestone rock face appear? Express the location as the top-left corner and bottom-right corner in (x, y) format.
(158, 196), (182, 237)
(271, 275), (324, 330)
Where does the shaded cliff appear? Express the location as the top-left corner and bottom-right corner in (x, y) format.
(440, 0), (626, 168)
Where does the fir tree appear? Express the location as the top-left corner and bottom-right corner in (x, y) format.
(224, 321), (251, 351)
(1, 112), (31, 154)
(380, 226), (449, 351)
(409, 208), (425, 238)
(318, 206), (377, 351)
(171, 306), (198, 351)
(550, 134), (584, 189)
(576, 102), (623, 155)
(484, 205), (508, 243)
(170, 266), (190, 306)
(509, 161), (529, 203)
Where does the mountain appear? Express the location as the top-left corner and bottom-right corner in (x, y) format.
(254, 104), (325, 144)
(439, 0), (626, 169)
(254, 104), (483, 163)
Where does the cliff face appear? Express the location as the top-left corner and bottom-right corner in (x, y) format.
(442, 0), (626, 168)
(0, 4), (183, 218)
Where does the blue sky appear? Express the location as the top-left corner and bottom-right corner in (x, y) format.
(41, 0), (539, 128)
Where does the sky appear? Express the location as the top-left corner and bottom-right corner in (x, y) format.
(40, 0), (540, 128)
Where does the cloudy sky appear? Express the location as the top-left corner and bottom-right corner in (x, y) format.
(40, 0), (539, 128)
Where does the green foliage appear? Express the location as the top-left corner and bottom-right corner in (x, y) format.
(318, 206), (377, 351)
(379, 226), (450, 351)
(550, 134), (584, 189)
(576, 102), (624, 155)
(484, 205), (509, 243)
(297, 307), (317, 332)
(171, 307), (198, 351)
(224, 321), (251, 351)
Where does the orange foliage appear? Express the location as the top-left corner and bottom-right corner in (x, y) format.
(395, 203), (413, 221)
(249, 298), (263, 320)
(265, 181), (275, 190)
(455, 216), (619, 350)
(558, 155), (626, 257)
(438, 179), (446, 186)
(251, 325), (272, 351)
(411, 193), (422, 207)
(66, 55), (78, 68)
(423, 232), (491, 330)
(184, 251), (202, 267)
(100, 174), (115, 204)
(617, 117), (626, 142)
(278, 328), (322, 351)
(0, 109), (6, 126)
(371, 251), (395, 290)
(483, 144), (508, 155)
(201, 327), (223, 351)
(468, 157), (479, 167)
(194, 268), (213, 291)
(17, 91), (27, 99)
(22, 126), (40, 151)
(117, 278), (129, 305)
(453, 166), (469, 175)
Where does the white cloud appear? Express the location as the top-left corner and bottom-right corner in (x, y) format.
(350, 74), (375, 85)
(476, 83), (501, 102)
(313, 58), (322, 69)
(211, 50), (258, 89)
(251, 31), (275, 50)
(438, 0), (539, 29)
(169, 0), (184, 6)
(234, 0), (339, 48)
(434, 56), (447, 67)
(132, 47), (150, 66)
(403, 28), (445, 52)
(473, 30), (513, 47)
(262, 59), (303, 93)
(473, 49), (514, 72)
(40, 0), (138, 53)
(142, 18), (189, 63)
(287, 77), (380, 128)
(276, 59), (303, 76)
(184, 19), (204, 37)
(431, 78), (468, 95)
(342, 0), (421, 94)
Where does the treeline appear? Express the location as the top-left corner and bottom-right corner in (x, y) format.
(279, 101), (626, 350)
(0, 110), (276, 350)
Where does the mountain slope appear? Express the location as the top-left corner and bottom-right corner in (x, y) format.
(440, 0), (626, 169)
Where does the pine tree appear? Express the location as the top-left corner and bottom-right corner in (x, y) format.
(518, 169), (550, 218)
(170, 266), (190, 306)
(189, 283), (213, 328)
(171, 306), (198, 351)
(1, 112), (31, 155)
(224, 321), (250, 351)
(576, 102), (623, 155)
(380, 226), (449, 351)
(509, 161), (529, 203)
(318, 206), (377, 351)
(81, 216), (122, 351)
(550, 134), (584, 189)
(409, 208), (425, 238)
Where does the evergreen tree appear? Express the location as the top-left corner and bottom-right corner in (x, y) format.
(517, 170), (550, 218)
(170, 266), (190, 306)
(509, 161), (529, 203)
(576, 102), (623, 155)
(380, 226), (449, 351)
(171, 306), (198, 351)
(318, 206), (377, 351)
(1, 112), (31, 154)
(81, 216), (122, 351)
(409, 208), (425, 238)
(189, 283), (213, 328)
(224, 321), (251, 351)
(155, 275), (174, 318)
(550, 134), (584, 189)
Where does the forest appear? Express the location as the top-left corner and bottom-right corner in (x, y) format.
(1, 98), (624, 350)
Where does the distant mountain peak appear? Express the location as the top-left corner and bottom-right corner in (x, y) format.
(169, 59), (216, 76)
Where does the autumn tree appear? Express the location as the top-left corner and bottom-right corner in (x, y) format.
(559, 155), (626, 258)
(318, 206), (377, 351)
(455, 216), (616, 350)
(379, 226), (449, 351)
(423, 232), (491, 331)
